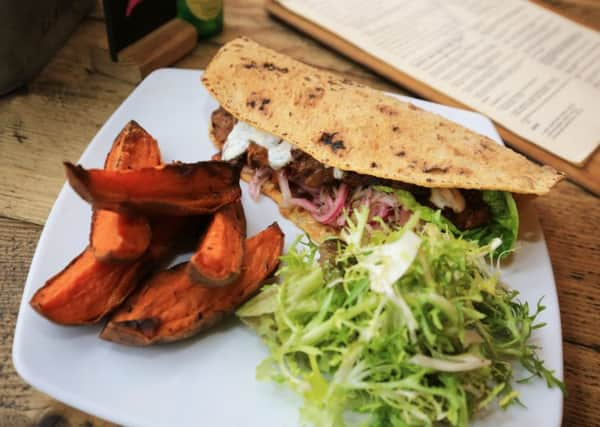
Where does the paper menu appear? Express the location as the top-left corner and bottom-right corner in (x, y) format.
(275, 0), (600, 165)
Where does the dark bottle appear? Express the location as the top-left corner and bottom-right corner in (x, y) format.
(177, 0), (223, 39)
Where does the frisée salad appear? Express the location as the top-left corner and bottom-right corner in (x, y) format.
(237, 207), (563, 427)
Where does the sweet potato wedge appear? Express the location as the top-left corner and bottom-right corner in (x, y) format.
(90, 210), (152, 262)
(100, 222), (284, 345)
(65, 161), (241, 216)
(30, 248), (149, 325)
(91, 121), (161, 262)
(30, 216), (203, 325)
(187, 201), (246, 287)
(103, 120), (162, 170)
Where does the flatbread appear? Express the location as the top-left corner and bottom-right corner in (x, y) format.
(202, 37), (563, 195)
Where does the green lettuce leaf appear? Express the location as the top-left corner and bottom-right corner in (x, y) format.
(462, 191), (519, 257)
(375, 186), (518, 257)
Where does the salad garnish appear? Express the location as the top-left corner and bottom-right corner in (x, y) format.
(238, 207), (563, 427)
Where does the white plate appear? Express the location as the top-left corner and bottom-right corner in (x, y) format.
(13, 69), (563, 427)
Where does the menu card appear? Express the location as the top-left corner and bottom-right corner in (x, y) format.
(274, 0), (600, 165)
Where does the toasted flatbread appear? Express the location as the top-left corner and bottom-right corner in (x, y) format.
(203, 37), (562, 195)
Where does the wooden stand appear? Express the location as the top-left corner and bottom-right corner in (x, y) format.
(91, 18), (197, 84)
(265, 0), (600, 195)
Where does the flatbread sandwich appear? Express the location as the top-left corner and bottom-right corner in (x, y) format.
(202, 38), (562, 254)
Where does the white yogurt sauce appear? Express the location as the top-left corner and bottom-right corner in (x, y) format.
(222, 122), (292, 169)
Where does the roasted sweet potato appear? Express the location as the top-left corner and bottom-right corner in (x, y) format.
(100, 223), (284, 345)
(146, 215), (207, 262)
(91, 210), (152, 262)
(30, 248), (149, 325)
(65, 161), (241, 216)
(30, 216), (203, 325)
(188, 201), (246, 287)
(103, 121), (162, 170)
(91, 121), (161, 262)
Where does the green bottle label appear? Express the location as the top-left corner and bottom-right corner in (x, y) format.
(178, 0), (223, 38)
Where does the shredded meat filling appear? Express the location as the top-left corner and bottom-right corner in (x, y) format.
(247, 143), (269, 169)
(286, 151), (337, 188)
(210, 107), (490, 230)
(211, 107), (236, 149)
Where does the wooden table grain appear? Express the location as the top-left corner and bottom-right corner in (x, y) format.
(0, 1), (598, 426)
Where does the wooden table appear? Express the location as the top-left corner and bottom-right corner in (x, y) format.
(0, 1), (598, 426)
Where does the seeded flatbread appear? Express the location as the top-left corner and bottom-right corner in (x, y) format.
(202, 37), (562, 195)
